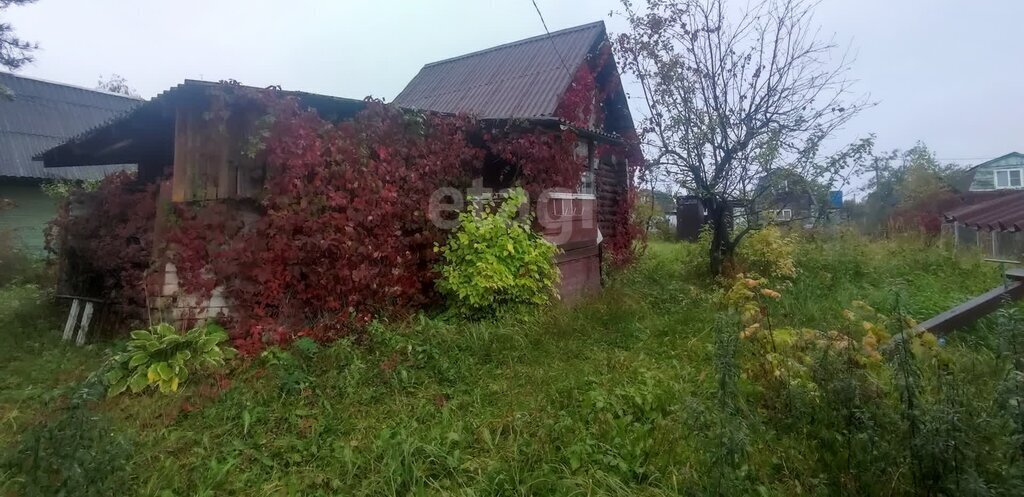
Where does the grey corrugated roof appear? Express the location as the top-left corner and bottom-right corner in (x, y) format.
(393, 21), (606, 118)
(37, 79), (369, 168)
(0, 72), (141, 180)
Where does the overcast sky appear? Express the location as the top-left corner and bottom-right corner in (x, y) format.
(5, 0), (1023, 168)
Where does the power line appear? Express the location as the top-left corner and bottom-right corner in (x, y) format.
(530, 0), (574, 79)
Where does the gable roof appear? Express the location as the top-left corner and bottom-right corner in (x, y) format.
(964, 152), (1024, 173)
(393, 21), (606, 119)
(0, 72), (141, 180)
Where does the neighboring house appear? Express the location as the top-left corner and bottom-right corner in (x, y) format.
(752, 169), (817, 226)
(962, 152), (1024, 192)
(637, 189), (676, 228)
(37, 21), (639, 310)
(0, 72), (140, 251)
(943, 153), (1024, 257)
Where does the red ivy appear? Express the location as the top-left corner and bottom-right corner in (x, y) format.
(554, 42), (615, 129)
(46, 171), (158, 317)
(165, 94), (484, 353)
(136, 80), (639, 352)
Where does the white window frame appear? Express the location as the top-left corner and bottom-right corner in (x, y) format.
(776, 208), (793, 221)
(995, 168), (1024, 189)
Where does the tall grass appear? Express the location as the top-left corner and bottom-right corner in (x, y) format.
(1, 231), (1021, 496)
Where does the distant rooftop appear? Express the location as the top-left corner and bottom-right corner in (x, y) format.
(0, 72), (141, 180)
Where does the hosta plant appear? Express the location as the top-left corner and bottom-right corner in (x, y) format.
(105, 322), (235, 396)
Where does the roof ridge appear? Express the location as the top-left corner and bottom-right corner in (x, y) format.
(421, 20), (606, 69)
(964, 151), (1024, 173)
(0, 71), (145, 101)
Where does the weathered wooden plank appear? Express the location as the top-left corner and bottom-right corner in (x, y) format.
(171, 107), (189, 202)
(76, 301), (95, 346)
(919, 280), (1024, 335)
(62, 299), (81, 342)
(1005, 268), (1024, 281)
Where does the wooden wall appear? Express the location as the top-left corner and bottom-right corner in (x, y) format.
(171, 100), (264, 202)
(595, 150), (626, 241)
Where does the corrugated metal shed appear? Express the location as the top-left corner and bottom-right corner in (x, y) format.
(945, 191), (1024, 231)
(0, 72), (141, 180)
(393, 21), (606, 118)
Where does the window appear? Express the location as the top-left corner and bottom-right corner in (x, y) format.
(578, 170), (595, 195)
(776, 209), (793, 221)
(779, 179), (789, 191)
(995, 169), (1023, 189)
(578, 145), (597, 196)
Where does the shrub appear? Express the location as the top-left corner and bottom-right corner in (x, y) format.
(436, 188), (559, 318)
(682, 225), (796, 284)
(735, 225), (797, 282)
(104, 322), (235, 396)
(46, 171), (158, 316)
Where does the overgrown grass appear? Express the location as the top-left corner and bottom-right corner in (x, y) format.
(1, 232), (1018, 495)
(0, 285), (106, 449)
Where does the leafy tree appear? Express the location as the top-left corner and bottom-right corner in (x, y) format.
(0, 0), (37, 99)
(96, 73), (139, 97)
(855, 143), (963, 234)
(616, 0), (870, 275)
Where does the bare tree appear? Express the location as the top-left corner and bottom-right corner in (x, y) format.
(616, 0), (871, 275)
(0, 0), (38, 99)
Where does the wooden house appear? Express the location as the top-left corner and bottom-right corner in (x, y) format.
(961, 152), (1024, 192)
(0, 72), (140, 251)
(36, 21), (638, 314)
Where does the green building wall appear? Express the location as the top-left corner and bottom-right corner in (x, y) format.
(0, 182), (58, 253)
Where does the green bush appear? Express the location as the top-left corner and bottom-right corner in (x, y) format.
(735, 225), (797, 282)
(680, 225), (797, 284)
(104, 322), (235, 396)
(436, 188), (559, 318)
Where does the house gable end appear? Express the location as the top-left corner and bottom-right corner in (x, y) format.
(968, 152), (1024, 191)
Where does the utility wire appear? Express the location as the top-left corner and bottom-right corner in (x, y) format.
(531, 0), (575, 79)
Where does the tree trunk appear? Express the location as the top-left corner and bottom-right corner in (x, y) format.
(705, 196), (733, 276)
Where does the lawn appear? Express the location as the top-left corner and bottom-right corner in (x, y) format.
(2, 233), (1021, 496)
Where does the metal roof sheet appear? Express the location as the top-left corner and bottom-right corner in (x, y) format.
(392, 21), (606, 118)
(945, 191), (1024, 231)
(37, 79), (368, 168)
(0, 72), (141, 180)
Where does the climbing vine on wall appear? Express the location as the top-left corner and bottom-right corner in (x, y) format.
(554, 42), (616, 129)
(52, 79), (643, 350)
(46, 171), (158, 317)
(164, 92), (485, 353)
